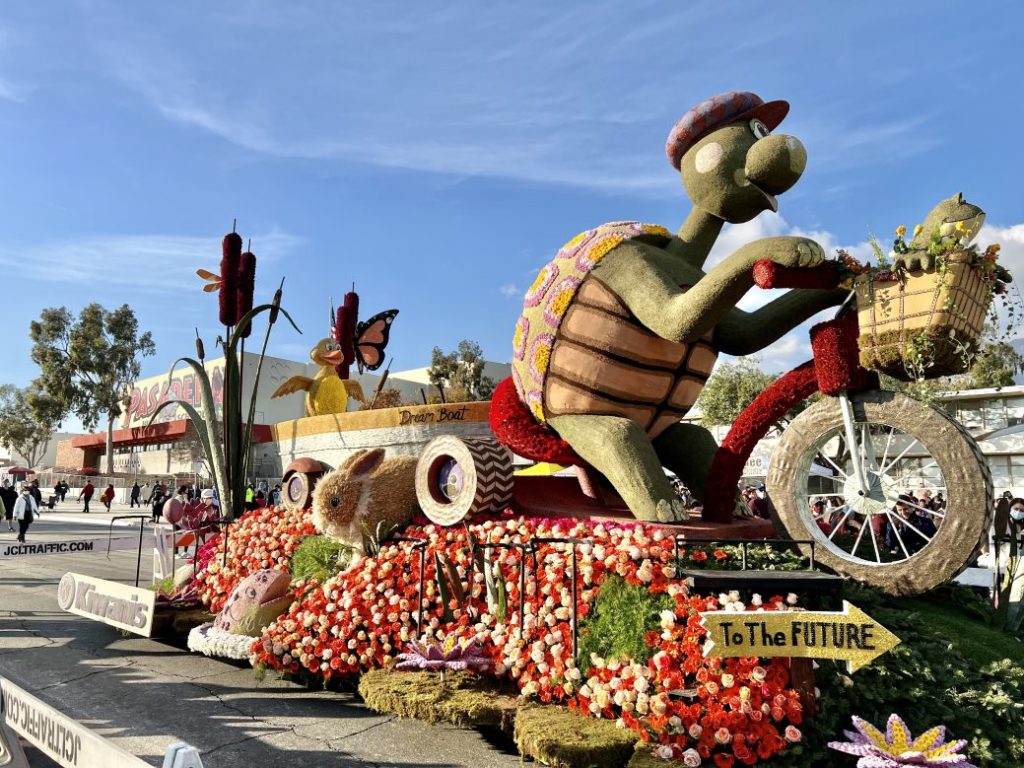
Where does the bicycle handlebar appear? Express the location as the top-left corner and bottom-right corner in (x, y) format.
(752, 259), (842, 290)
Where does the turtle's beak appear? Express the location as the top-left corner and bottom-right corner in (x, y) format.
(746, 134), (806, 198)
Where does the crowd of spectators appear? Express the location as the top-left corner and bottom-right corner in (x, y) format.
(807, 488), (946, 557)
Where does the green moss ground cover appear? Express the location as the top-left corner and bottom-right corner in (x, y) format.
(515, 702), (638, 768)
(358, 669), (518, 731)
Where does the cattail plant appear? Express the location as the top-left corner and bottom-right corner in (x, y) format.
(154, 229), (300, 520)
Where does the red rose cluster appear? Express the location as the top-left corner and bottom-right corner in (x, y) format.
(249, 513), (804, 765)
(193, 505), (319, 612)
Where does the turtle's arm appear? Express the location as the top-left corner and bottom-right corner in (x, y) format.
(596, 236), (828, 342)
(714, 289), (848, 356)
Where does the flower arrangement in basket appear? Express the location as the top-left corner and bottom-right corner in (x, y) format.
(836, 194), (1012, 381)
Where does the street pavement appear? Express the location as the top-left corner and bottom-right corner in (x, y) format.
(0, 500), (521, 768)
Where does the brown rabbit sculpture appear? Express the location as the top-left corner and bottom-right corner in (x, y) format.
(312, 448), (418, 555)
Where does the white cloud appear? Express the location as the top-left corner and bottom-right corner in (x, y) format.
(0, 227), (303, 293)
(82, 5), (686, 194)
(0, 75), (30, 102)
(498, 283), (520, 299)
(980, 222), (1024, 277)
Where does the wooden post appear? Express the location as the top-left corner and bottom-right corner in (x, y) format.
(789, 658), (817, 716)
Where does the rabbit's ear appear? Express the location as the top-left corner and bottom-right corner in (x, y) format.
(346, 448), (386, 478)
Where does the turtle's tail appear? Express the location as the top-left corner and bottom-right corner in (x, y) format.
(488, 377), (584, 466)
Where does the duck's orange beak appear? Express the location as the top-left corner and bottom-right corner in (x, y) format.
(319, 349), (343, 366)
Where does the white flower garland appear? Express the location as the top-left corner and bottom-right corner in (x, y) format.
(188, 622), (258, 660)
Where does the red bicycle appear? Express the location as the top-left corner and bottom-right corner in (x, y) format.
(703, 260), (992, 595)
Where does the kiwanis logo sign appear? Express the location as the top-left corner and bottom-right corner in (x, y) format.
(56, 573), (155, 637)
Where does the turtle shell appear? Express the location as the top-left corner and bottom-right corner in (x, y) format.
(511, 221), (719, 439)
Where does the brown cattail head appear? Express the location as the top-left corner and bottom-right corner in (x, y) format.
(340, 291), (358, 365)
(220, 232), (242, 325)
(195, 334), (206, 361)
(236, 250), (256, 338)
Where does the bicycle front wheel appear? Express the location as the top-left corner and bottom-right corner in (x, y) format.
(767, 390), (991, 595)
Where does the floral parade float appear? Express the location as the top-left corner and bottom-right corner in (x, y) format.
(149, 92), (1022, 766)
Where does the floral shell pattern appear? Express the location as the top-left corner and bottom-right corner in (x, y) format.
(511, 221), (672, 423)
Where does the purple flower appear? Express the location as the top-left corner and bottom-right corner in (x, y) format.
(828, 714), (976, 767)
(395, 632), (490, 674)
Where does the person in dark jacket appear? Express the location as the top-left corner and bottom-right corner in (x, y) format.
(886, 494), (936, 557)
(0, 480), (16, 532)
(150, 484), (167, 523)
(29, 480), (42, 511)
(129, 481), (141, 508)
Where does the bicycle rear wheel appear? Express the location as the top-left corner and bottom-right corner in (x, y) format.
(767, 389), (991, 595)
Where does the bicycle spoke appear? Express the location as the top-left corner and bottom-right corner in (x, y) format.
(893, 513), (935, 543)
(848, 513), (869, 558)
(880, 437), (922, 477)
(868, 513), (883, 563)
(883, 509), (912, 561)
(885, 494), (944, 519)
(827, 507), (856, 541)
(878, 426), (895, 473)
(817, 451), (848, 479)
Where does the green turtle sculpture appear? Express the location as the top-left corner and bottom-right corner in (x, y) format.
(895, 192), (986, 271)
(510, 91), (847, 523)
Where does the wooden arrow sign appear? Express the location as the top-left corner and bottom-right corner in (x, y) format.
(700, 600), (900, 673)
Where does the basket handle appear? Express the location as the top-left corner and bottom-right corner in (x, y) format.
(752, 260), (841, 290)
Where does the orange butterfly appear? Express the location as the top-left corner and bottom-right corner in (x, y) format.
(196, 268), (222, 293)
(352, 310), (399, 373)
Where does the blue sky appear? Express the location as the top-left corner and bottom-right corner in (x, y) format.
(0, 1), (1022, 413)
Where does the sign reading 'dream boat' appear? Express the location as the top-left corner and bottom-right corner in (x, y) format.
(56, 573), (155, 637)
(700, 600), (900, 672)
(1, 676), (155, 768)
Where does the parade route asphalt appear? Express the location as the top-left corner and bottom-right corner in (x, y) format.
(0, 503), (522, 767)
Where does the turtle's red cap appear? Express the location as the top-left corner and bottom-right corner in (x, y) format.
(666, 91), (789, 170)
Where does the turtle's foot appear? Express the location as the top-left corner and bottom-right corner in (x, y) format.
(656, 498), (689, 523)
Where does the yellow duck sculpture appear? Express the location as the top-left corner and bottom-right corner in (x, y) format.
(272, 338), (366, 416)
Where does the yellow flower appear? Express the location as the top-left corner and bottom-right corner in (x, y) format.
(548, 288), (574, 319)
(895, 225), (907, 237)
(955, 221), (966, 233)
(532, 344), (551, 375)
(913, 224), (924, 237)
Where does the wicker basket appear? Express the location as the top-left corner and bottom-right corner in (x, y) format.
(854, 252), (991, 380)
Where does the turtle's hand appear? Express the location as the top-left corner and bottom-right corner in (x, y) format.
(760, 237), (825, 269)
(893, 251), (936, 272)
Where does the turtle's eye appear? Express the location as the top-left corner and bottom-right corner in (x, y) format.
(326, 342), (341, 352)
(749, 119), (769, 140)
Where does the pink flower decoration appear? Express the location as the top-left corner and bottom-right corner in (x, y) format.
(524, 263), (559, 307)
(828, 714), (976, 768)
